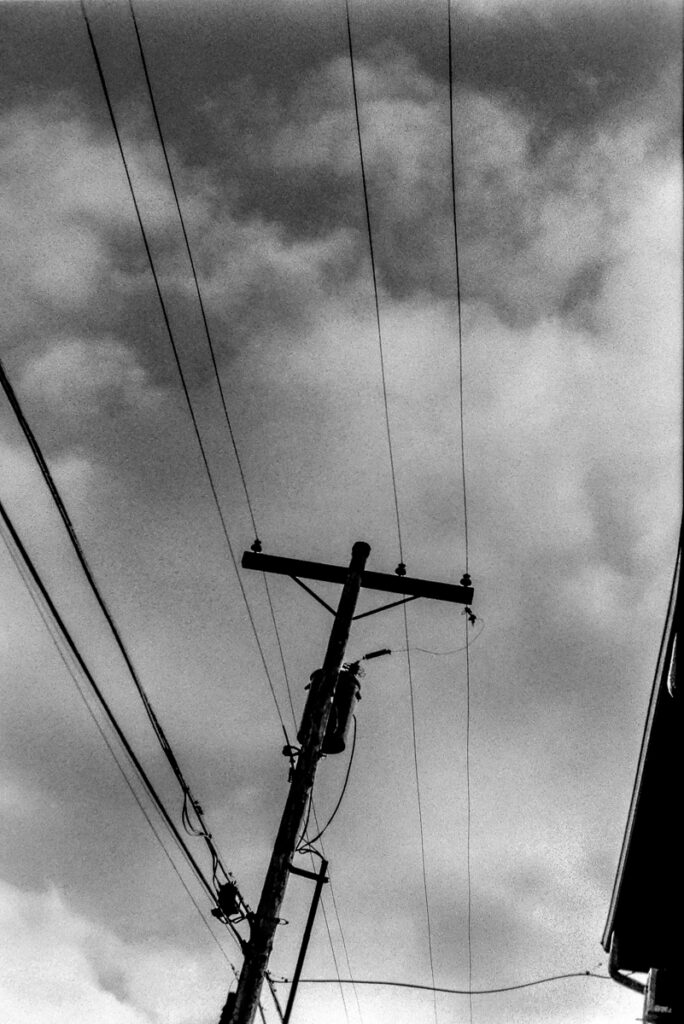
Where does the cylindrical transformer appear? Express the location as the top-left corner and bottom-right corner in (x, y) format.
(322, 666), (361, 754)
(297, 666), (361, 755)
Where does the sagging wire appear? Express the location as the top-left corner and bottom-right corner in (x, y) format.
(282, 969), (612, 996)
(353, 610), (482, 660)
(0, 352), (253, 935)
(0, 500), (239, 967)
(298, 716), (358, 854)
(380, 612), (485, 658)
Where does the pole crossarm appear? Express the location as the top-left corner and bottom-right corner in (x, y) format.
(241, 550), (474, 605)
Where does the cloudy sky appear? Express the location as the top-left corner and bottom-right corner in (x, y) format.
(0, 1), (681, 1022)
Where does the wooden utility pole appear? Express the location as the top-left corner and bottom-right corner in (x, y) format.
(228, 541), (370, 1024)
(225, 542), (473, 1024)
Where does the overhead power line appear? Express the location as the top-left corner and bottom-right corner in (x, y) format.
(447, 0), (469, 576)
(402, 603), (439, 1023)
(125, 0), (299, 747)
(0, 494), (227, 930)
(79, 0), (291, 748)
(284, 970), (612, 995)
(446, 6), (474, 1022)
(310, 817), (364, 1024)
(344, 0), (404, 568)
(126, 0), (296, 761)
(0, 516), (237, 969)
(125, 0), (257, 538)
(344, 4), (438, 1019)
(123, 5), (362, 1002)
(0, 355), (250, 925)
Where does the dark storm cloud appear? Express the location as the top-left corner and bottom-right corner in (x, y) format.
(2, 0), (679, 348)
(3, 1), (678, 139)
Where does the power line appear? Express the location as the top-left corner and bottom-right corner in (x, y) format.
(0, 518), (237, 969)
(125, 0), (258, 540)
(447, 7), (474, 1019)
(464, 615), (473, 1023)
(79, 0), (291, 749)
(315, 831), (365, 1024)
(125, 0), (300, 739)
(344, 0), (404, 567)
(344, 4), (438, 1015)
(318, 891), (352, 1024)
(284, 970), (612, 995)
(289, 723), (359, 1020)
(298, 716), (357, 851)
(120, 31), (356, 1024)
(119, 17), (421, 1024)
(266, 606), (360, 1024)
(402, 603), (439, 1024)
(447, 0), (469, 575)
(0, 354), (251, 924)
(394, 615), (486, 655)
(0, 493), (226, 926)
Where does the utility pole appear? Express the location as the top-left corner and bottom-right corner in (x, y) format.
(225, 542), (473, 1024)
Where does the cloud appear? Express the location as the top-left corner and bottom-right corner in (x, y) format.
(0, 9), (679, 1024)
(199, 30), (678, 329)
(0, 879), (229, 1024)
(20, 337), (164, 419)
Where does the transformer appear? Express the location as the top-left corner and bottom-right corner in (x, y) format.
(298, 665), (361, 755)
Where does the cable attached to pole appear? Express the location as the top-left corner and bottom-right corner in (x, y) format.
(299, 716), (358, 852)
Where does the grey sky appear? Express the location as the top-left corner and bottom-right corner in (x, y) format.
(0, 1), (681, 1023)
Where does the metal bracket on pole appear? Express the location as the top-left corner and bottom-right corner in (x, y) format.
(283, 857), (329, 1024)
(352, 594), (420, 620)
(289, 576), (337, 616)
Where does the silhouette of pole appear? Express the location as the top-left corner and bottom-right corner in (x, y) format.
(227, 542), (371, 1024)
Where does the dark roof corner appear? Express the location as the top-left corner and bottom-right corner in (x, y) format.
(602, 528), (681, 978)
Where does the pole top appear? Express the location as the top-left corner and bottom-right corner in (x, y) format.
(352, 541), (371, 559)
